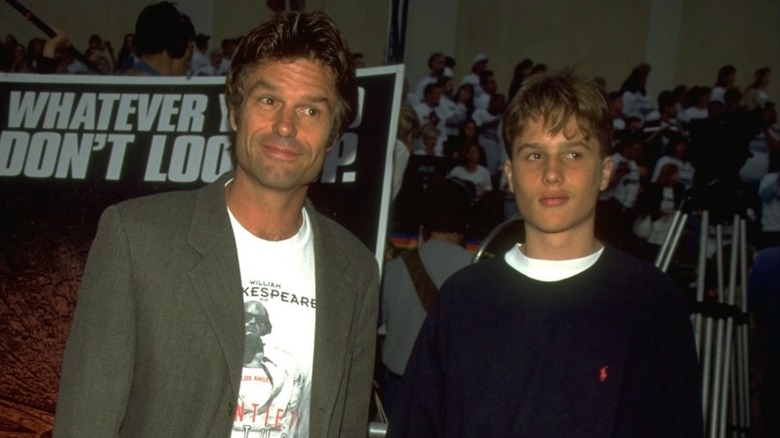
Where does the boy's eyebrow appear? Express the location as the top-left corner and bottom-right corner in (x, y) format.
(515, 139), (591, 151)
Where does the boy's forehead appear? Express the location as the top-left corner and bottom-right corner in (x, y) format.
(516, 114), (586, 140)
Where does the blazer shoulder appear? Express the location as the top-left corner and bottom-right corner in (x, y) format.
(310, 208), (374, 259)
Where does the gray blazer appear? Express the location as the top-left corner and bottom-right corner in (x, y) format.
(54, 172), (380, 437)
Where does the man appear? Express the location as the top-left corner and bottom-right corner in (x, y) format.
(413, 82), (449, 156)
(123, 1), (195, 76)
(387, 71), (701, 437)
(217, 37), (238, 75)
(597, 133), (643, 250)
(473, 69), (498, 110)
(460, 53), (489, 100)
(412, 52), (446, 104)
(188, 33), (211, 76)
(54, 11), (379, 438)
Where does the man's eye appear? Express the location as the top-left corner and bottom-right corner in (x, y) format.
(303, 107), (319, 117)
(261, 97), (275, 105)
(526, 152), (542, 161)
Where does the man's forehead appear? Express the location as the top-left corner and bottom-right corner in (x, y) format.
(243, 59), (336, 93)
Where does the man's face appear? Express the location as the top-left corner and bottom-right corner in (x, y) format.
(230, 58), (338, 196)
(483, 74), (497, 94)
(623, 142), (642, 161)
(423, 131), (438, 152)
(467, 144), (480, 163)
(611, 97), (624, 114)
(431, 55), (445, 75)
(504, 116), (612, 242)
(245, 301), (271, 337)
(426, 86), (442, 106)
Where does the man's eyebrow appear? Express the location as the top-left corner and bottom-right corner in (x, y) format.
(245, 78), (276, 96)
(514, 142), (540, 153)
(245, 78), (332, 107)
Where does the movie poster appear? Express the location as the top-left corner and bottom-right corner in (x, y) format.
(0, 66), (403, 435)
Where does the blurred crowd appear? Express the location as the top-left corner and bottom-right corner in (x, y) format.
(392, 53), (778, 264)
(2, 19), (777, 262)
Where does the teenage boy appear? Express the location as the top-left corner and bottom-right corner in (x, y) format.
(387, 71), (702, 437)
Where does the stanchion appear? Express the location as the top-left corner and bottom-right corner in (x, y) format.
(693, 214), (751, 438)
(654, 209), (688, 273)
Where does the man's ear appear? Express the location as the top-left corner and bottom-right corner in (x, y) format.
(600, 155), (613, 191)
(504, 159), (514, 194)
(327, 129), (343, 152)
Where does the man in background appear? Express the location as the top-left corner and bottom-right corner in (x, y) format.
(123, 1), (195, 76)
(381, 177), (474, 415)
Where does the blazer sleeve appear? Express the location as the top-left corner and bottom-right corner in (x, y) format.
(54, 206), (135, 437)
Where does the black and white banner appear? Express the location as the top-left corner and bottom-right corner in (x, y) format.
(0, 66), (403, 434)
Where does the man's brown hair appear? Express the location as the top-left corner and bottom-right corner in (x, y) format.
(225, 11), (357, 141)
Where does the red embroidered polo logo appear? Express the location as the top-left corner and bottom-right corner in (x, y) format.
(599, 366), (609, 382)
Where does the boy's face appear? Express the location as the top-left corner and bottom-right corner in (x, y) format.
(504, 116), (612, 243)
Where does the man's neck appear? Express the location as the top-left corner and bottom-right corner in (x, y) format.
(138, 53), (174, 76)
(226, 174), (307, 241)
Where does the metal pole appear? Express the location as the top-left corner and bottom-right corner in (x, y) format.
(717, 216), (740, 437)
(737, 219), (750, 436)
(655, 209), (682, 268)
(660, 213), (688, 273)
(708, 225), (725, 437)
(695, 211), (710, 355)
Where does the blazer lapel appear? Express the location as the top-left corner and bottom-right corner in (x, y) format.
(186, 173), (245, 395)
(308, 203), (360, 433)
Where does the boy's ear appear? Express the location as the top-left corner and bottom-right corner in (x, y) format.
(600, 156), (613, 191)
(504, 160), (514, 194)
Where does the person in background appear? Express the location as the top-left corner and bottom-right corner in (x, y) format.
(710, 65), (736, 104)
(380, 177), (473, 416)
(188, 33), (210, 76)
(122, 1), (195, 77)
(447, 143), (492, 199)
(744, 67), (772, 110)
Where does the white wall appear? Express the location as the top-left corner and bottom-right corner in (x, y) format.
(2, 0), (778, 104)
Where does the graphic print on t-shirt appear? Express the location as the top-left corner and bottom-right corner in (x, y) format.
(235, 299), (309, 437)
(230, 208), (316, 438)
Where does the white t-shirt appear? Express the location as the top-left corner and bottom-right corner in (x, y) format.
(740, 131), (775, 183)
(759, 172), (780, 232)
(601, 153), (640, 208)
(447, 165), (493, 194)
(652, 156), (696, 190)
(504, 244), (603, 282)
(230, 207), (316, 438)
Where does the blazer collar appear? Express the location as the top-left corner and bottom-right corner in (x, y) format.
(186, 172), (245, 396)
